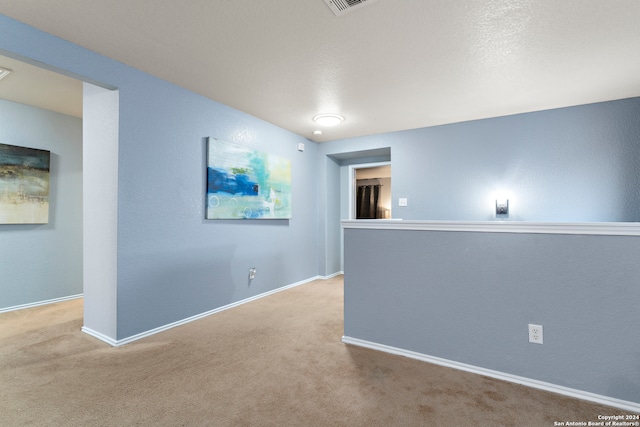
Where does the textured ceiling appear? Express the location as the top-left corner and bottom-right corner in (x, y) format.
(0, 54), (82, 118)
(0, 1), (639, 142)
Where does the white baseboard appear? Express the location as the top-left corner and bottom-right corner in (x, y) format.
(322, 271), (344, 279)
(81, 326), (118, 346)
(0, 294), (83, 313)
(96, 275), (337, 347)
(342, 336), (640, 413)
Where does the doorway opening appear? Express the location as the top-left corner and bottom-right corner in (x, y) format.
(349, 162), (391, 220)
(0, 51), (119, 343)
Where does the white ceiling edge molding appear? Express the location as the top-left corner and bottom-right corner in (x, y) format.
(341, 219), (640, 236)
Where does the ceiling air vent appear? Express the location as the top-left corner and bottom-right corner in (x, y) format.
(322, 0), (379, 16)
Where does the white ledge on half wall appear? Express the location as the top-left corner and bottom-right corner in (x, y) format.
(340, 219), (640, 236)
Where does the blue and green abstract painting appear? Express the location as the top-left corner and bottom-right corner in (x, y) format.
(206, 138), (291, 219)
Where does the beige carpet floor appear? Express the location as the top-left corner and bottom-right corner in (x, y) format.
(0, 276), (630, 426)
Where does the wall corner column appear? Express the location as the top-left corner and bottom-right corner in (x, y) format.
(81, 82), (119, 344)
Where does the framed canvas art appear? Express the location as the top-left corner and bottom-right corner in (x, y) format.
(0, 143), (51, 224)
(206, 138), (292, 219)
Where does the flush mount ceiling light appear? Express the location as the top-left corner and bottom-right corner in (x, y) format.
(313, 114), (344, 127)
(0, 67), (12, 81)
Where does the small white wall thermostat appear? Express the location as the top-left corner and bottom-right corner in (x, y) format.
(297, 143), (305, 152)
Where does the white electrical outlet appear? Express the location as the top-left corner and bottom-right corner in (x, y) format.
(528, 324), (543, 344)
(249, 267), (256, 280)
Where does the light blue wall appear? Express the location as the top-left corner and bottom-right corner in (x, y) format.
(321, 97), (640, 223)
(343, 227), (640, 404)
(0, 99), (83, 309)
(0, 14), (321, 340)
(114, 72), (320, 339)
(321, 92), (640, 405)
(320, 90), (640, 405)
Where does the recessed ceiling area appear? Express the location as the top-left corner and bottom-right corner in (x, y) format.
(0, 1), (639, 141)
(0, 53), (82, 118)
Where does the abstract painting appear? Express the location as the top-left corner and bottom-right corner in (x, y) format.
(0, 143), (51, 224)
(206, 138), (292, 219)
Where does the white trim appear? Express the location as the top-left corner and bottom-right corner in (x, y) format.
(322, 271), (344, 279)
(89, 275), (337, 347)
(0, 294), (83, 313)
(81, 326), (118, 346)
(342, 336), (640, 413)
(341, 219), (640, 236)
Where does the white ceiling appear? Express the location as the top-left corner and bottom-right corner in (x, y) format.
(0, 54), (82, 118)
(0, 1), (639, 142)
